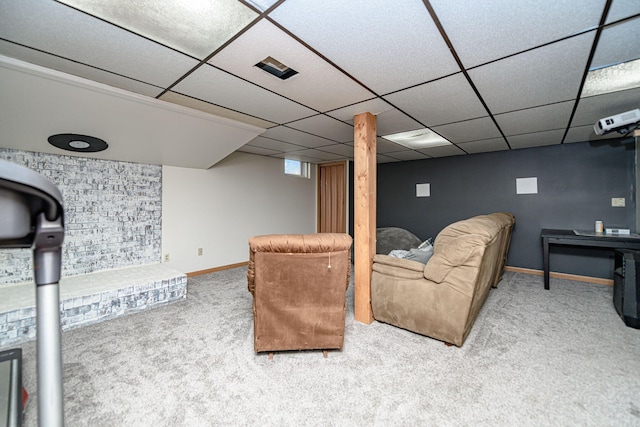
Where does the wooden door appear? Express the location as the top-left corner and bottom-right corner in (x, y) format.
(317, 161), (347, 233)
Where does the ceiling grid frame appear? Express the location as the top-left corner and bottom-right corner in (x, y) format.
(0, 0), (635, 167)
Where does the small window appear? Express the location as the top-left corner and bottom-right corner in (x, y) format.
(284, 159), (310, 178)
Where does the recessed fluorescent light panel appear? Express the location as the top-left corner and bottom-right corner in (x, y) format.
(581, 58), (640, 98)
(255, 56), (298, 80)
(58, 0), (258, 59)
(382, 128), (451, 149)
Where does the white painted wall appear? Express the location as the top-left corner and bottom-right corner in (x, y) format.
(162, 152), (317, 273)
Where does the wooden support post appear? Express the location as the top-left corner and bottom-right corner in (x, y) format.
(353, 112), (376, 324)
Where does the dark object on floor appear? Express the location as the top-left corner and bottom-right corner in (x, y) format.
(614, 249), (640, 329)
(376, 227), (422, 255)
(0, 348), (22, 427)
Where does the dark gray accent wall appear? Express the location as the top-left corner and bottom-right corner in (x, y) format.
(350, 139), (636, 279)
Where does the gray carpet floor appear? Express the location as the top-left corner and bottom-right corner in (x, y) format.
(10, 268), (640, 426)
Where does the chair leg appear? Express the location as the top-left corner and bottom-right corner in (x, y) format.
(322, 350), (328, 358)
(268, 352), (274, 361)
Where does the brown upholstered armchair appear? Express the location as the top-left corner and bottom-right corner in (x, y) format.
(247, 233), (353, 356)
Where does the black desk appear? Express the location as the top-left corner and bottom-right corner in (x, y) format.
(541, 229), (640, 290)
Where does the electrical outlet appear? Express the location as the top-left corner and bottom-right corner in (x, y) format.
(164, 253), (170, 262)
(612, 197), (626, 207)
(198, 248), (203, 256)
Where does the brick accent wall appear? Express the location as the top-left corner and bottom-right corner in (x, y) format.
(0, 149), (162, 285)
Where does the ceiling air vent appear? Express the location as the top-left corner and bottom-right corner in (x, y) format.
(255, 56), (298, 80)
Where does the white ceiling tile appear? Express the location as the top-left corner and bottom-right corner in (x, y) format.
(270, 0), (459, 94)
(495, 102), (575, 136)
(159, 91), (275, 129)
(237, 145), (280, 156)
(58, 0), (258, 59)
(247, 136), (304, 152)
(573, 87), (640, 126)
(458, 138), (510, 154)
(507, 129), (565, 149)
(606, 0), (640, 24)
(564, 126), (593, 144)
(416, 145), (465, 158)
(0, 0), (199, 88)
(172, 64), (316, 124)
(377, 138), (412, 154)
(430, 0), (605, 68)
(210, 20), (374, 112)
(288, 149), (345, 161)
(345, 139), (412, 154)
(345, 137), (411, 154)
(432, 117), (501, 143)
(564, 124), (629, 143)
(245, 1), (280, 12)
(383, 73), (487, 126)
(0, 42), (163, 97)
(262, 126), (336, 148)
(376, 109), (424, 136)
(316, 144), (354, 157)
(271, 152), (324, 163)
(385, 151), (430, 161)
(287, 115), (354, 143)
(590, 17), (640, 69)
(469, 33), (595, 114)
(377, 154), (403, 163)
(326, 99), (393, 122)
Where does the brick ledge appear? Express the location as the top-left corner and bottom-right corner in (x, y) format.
(0, 264), (187, 348)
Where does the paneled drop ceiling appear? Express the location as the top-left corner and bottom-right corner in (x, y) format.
(0, 0), (639, 166)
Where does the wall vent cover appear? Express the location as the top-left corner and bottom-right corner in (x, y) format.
(255, 56), (298, 80)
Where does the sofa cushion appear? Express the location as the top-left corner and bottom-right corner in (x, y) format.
(424, 233), (490, 284)
(434, 216), (500, 252)
(404, 247), (434, 264)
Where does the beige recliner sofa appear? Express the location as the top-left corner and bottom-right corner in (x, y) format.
(371, 212), (515, 347)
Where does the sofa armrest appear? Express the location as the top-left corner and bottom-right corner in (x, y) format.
(373, 254), (425, 271)
(372, 254), (425, 279)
